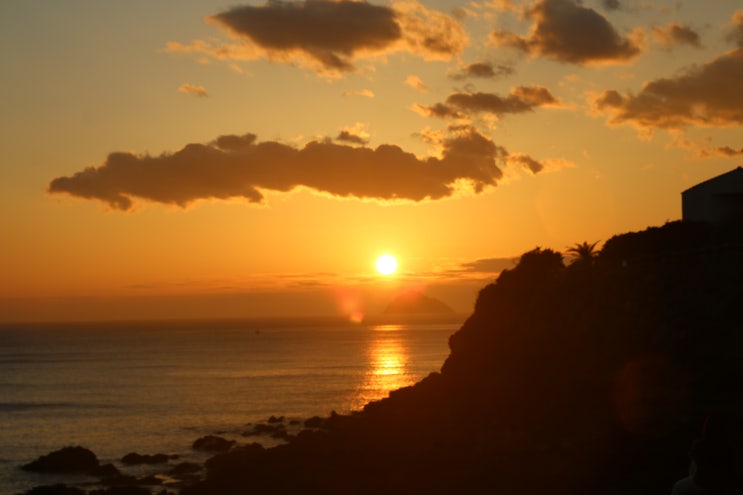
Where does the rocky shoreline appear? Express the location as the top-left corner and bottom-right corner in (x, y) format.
(18, 414), (338, 494)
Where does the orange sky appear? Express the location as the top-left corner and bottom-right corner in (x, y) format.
(1, 0), (742, 322)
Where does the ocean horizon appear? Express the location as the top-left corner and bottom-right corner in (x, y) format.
(0, 315), (464, 494)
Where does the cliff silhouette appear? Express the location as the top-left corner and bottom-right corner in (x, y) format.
(177, 220), (743, 495)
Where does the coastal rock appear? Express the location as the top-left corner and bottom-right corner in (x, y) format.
(202, 443), (265, 477)
(178, 222), (743, 495)
(169, 462), (202, 475)
(121, 453), (176, 465)
(242, 422), (289, 439)
(267, 415), (285, 423)
(22, 446), (99, 473)
(21, 485), (86, 495)
(92, 463), (122, 477)
(303, 416), (324, 428)
(88, 486), (152, 495)
(192, 435), (235, 452)
(99, 475), (139, 486)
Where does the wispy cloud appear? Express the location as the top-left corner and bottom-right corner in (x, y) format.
(48, 128), (533, 211)
(416, 85), (559, 119)
(491, 0), (643, 65)
(652, 22), (702, 48)
(335, 124), (370, 145)
(178, 83), (208, 97)
(167, 0), (466, 76)
(343, 88), (375, 98)
(672, 137), (743, 159)
(448, 61), (514, 80)
(405, 75), (428, 93)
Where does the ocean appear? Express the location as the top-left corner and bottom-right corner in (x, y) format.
(0, 316), (462, 494)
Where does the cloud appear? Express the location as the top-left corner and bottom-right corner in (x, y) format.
(506, 153), (544, 174)
(491, 0), (643, 65)
(178, 83), (208, 97)
(728, 10), (743, 48)
(168, 0), (466, 75)
(405, 75), (429, 93)
(393, 0), (468, 59)
(448, 61), (515, 80)
(48, 129), (523, 211)
(417, 85), (559, 119)
(487, 0), (519, 12)
(457, 257), (518, 273)
(335, 124), (370, 145)
(652, 23), (701, 48)
(343, 89), (375, 98)
(672, 137), (743, 159)
(601, 0), (621, 11)
(592, 48), (743, 130)
(335, 131), (368, 145)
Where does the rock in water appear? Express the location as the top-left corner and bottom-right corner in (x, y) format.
(192, 435), (235, 452)
(22, 446), (99, 473)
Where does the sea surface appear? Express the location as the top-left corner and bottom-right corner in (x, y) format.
(0, 316), (463, 494)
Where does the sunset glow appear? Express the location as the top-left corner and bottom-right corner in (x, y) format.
(1, 1), (741, 322)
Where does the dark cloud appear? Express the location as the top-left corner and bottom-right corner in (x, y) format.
(491, 0), (642, 65)
(420, 102), (466, 119)
(458, 257), (518, 273)
(507, 153), (544, 174)
(653, 23), (701, 48)
(449, 61), (515, 80)
(717, 146), (743, 157)
(593, 48), (743, 129)
(674, 138), (743, 159)
(418, 86), (558, 119)
(601, 0), (621, 11)
(171, 0), (466, 74)
(336, 130), (368, 145)
(210, 0), (400, 72)
(48, 130), (517, 210)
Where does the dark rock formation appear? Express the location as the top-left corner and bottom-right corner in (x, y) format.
(191, 435), (235, 452)
(92, 463), (121, 477)
(22, 447), (99, 473)
(180, 222), (743, 495)
(169, 462), (202, 475)
(21, 485), (86, 495)
(383, 291), (453, 314)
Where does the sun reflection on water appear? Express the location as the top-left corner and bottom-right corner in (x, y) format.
(349, 325), (415, 411)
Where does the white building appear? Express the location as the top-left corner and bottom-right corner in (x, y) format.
(682, 167), (743, 224)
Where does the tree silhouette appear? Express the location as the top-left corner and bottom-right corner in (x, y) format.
(566, 241), (599, 266)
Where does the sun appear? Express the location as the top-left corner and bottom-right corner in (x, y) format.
(375, 254), (398, 276)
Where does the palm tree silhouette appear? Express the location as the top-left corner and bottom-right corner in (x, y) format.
(566, 241), (599, 266)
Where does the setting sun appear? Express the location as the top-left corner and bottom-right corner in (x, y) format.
(375, 254), (398, 276)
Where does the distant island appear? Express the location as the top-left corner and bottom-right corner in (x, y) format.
(382, 291), (454, 315)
